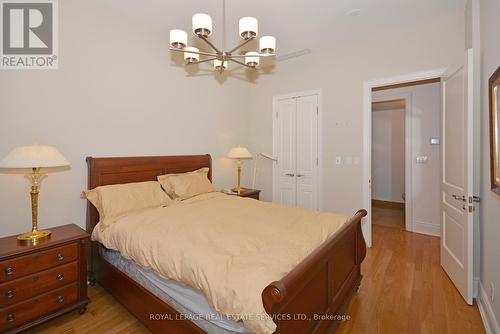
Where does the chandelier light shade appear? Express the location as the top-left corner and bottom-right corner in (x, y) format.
(259, 36), (276, 54)
(239, 17), (258, 39)
(192, 13), (213, 37)
(169, 0), (276, 75)
(169, 29), (188, 49)
(184, 47), (200, 63)
(214, 59), (228, 70)
(245, 52), (259, 67)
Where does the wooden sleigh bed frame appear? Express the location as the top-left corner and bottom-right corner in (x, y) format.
(86, 154), (367, 334)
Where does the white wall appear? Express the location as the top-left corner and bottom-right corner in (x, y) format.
(371, 107), (405, 203)
(0, 0), (252, 237)
(248, 14), (464, 218)
(373, 83), (441, 236)
(479, 0), (500, 330)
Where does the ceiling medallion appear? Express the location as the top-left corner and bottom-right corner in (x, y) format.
(169, 0), (276, 73)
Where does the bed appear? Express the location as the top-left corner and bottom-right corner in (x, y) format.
(86, 154), (367, 334)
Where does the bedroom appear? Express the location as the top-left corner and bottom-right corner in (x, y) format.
(0, 0), (499, 333)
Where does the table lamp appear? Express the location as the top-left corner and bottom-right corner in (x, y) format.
(0, 144), (70, 245)
(226, 146), (253, 194)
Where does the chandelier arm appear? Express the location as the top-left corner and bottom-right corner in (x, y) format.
(227, 36), (255, 55)
(229, 58), (257, 69)
(169, 48), (218, 58)
(187, 57), (217, 65)
(226, 53), (276, 58)
(197, 35), (222, 54)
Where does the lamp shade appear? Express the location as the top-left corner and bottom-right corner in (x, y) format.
(226, 146), (252, 160)
(192, 13), (212, 37)
(214, 59), (228, 70)
(0, 145), (70, 169)
(169, 29), (187, 49)
(184, 47), (199, 63)
(259, 35), (276, 54)
(239, 17), (258, 39)
(245, 52), (259, 67)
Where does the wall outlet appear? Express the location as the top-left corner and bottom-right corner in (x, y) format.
(491, 282), (495, 302)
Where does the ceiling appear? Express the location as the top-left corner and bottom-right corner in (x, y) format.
(100, 0), (466, 57)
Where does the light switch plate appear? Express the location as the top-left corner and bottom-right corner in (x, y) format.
(416, 156), (428, 164)
(430, 138), (440, 145)
(336, 156), (342, 165)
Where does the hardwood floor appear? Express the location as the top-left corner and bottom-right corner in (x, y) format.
(337, 225), (485, 334)
(28, 225), (485, 334)
(372, 204), (405, 230)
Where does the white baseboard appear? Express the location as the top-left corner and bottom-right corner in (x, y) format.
(478, 281), (500, 334)
(411, 220), (440, 237)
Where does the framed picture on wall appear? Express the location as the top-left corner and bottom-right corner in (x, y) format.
(489, 66), (500, 195)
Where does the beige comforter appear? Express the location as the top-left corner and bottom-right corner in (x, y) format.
(92, 192), (349, 334)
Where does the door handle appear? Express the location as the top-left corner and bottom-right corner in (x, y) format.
(296, 174), (304, 177)
(285, 173), (295, 177)
(452, 194), (466, 202)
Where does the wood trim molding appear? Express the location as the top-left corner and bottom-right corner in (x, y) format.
(372, 77), (441, 92)
(372, 199), (405, 209)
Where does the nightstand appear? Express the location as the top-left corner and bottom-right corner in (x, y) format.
(0, 224), (90, 333)
(237, 189), (261, 200)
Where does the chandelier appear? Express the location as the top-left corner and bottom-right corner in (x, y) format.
(169, 0), (276, 73)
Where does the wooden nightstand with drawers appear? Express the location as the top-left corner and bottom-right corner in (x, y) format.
(0, 224), (90, 333)
(237, 189), (261, 200)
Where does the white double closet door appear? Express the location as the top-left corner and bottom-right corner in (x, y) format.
(273, 93), (319, 210)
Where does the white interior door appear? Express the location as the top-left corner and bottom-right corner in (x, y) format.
(441, 49), (475, 305)
(273, 92), (319, 210)
(275, 98), (296, 206)
(296, 95), (319, 209)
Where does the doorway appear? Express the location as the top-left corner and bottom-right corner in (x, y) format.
(370, 79), (442, 235)
(272, 90), (322, 211)
(362, 69), (447, 247)
(371, 99), (406, 230)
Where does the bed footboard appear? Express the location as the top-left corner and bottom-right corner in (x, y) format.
(262, 209), (367, 334)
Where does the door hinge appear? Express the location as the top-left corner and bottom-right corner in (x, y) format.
(316, 107), (318, 115)
(316, 158), (318, 166)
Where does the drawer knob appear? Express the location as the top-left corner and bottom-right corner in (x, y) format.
(5, 290), (14, 299)
(56, 274), (64, 281)
(4, 267), (14, 276)
(57, 295), (64, 303)
(57, 253), (64, 261)
(6, 313), (15, 322)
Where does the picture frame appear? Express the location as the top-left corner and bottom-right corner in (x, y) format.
(489, 66), (500, 195)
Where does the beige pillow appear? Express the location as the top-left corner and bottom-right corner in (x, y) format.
(84, 181), (172, 227)
(158, 167), (215, 200)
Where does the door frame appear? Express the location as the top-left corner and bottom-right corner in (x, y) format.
(362, 68), (447, 247)
(371, 92), (413, 232)
(272, 89), (323, 211)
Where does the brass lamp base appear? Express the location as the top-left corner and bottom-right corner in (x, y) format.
(17, 230), (51, 245)
(232, 186), (245, 194)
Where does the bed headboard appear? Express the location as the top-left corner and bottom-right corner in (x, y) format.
(85, 154), (212, 233)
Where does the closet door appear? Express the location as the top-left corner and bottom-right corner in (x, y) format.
(275, 98), (297, 206)
(296, 95), (319, 210)
(273, 93), (319, 210)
